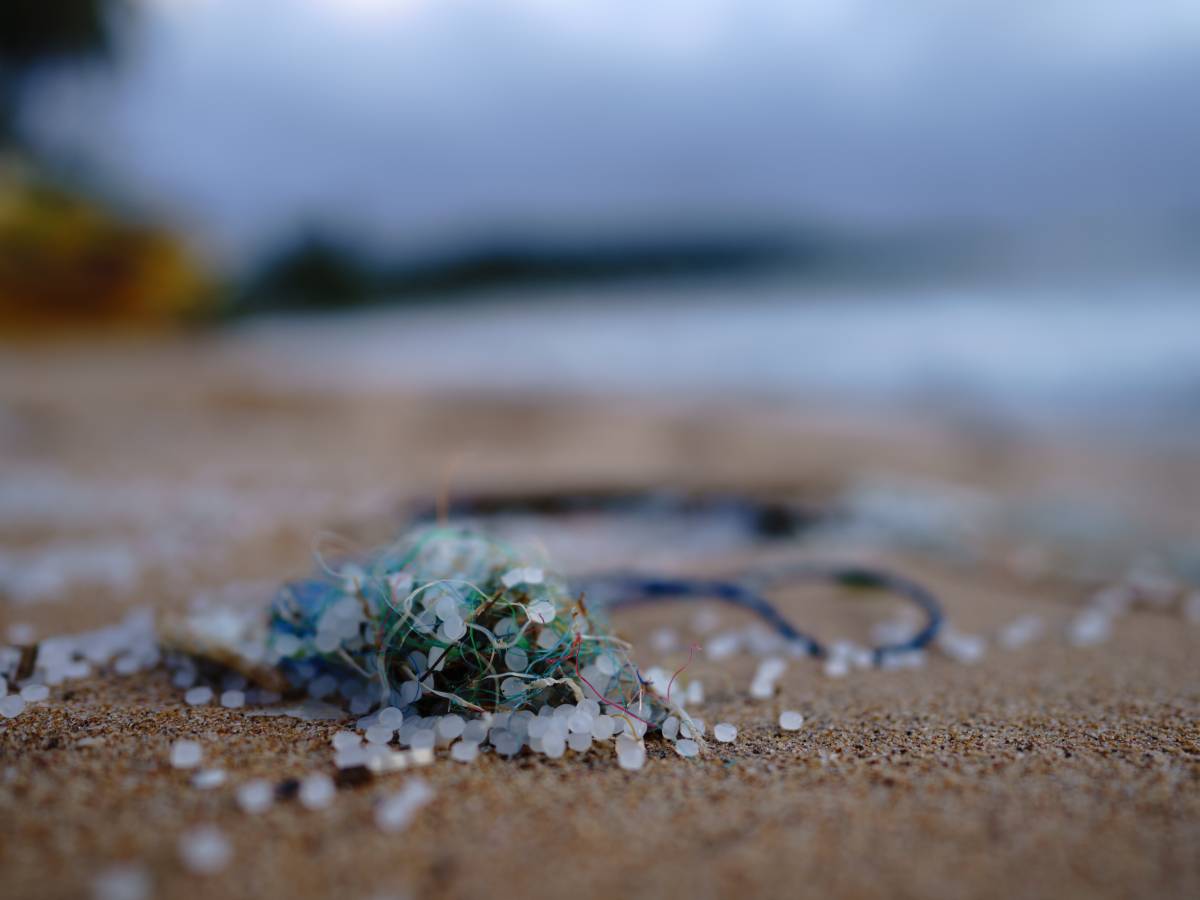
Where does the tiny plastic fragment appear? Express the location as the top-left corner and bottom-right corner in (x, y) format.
(714, 723), (737, 743)
(170, 740), (203, 769)
(299, 773), (336, 810)
(236, 779), (274, 814)
(779, 710), (805, 731)
(178, 826), (231, 875)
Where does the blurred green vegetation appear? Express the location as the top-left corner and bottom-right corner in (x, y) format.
(236, 231), (796, 314)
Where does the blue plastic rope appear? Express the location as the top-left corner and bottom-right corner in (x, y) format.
(585, 562), (943, 664)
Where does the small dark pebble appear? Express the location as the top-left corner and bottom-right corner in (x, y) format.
(276, 777), (301, 800)
(334, 766), (372, 788)
(16, 645), (39, 681)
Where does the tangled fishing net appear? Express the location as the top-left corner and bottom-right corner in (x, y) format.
(262, 526), (676, 733)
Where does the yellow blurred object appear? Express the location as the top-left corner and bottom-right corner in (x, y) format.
(0, 167), (210, 332)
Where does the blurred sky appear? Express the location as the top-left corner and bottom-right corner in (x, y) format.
(19, 0), (1200, 266)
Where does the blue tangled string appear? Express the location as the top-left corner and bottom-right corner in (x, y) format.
(584, 562), (943, 665)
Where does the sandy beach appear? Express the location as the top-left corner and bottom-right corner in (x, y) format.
(2, 336), (1198, 900)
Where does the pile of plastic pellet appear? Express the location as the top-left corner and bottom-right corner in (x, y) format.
(335, 698), (660, 768)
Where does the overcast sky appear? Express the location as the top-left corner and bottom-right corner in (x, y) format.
(22, 0), (1200, 264)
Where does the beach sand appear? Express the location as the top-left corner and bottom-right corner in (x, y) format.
(1, 338), (1198, 899)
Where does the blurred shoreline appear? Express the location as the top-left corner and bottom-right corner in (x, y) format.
(226, 277), (1200, 445)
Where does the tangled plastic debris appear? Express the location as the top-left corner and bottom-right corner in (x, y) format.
(262, 528), (659, 719)
(206, 526), (698, 767)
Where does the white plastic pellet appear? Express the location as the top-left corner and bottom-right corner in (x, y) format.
(675, 739), (700, 758)
(299, 773), (335, 810)
(706, 631), (740, 660)
(714, 723), (737, 743)
(749, 678), (775, 699)
(450, 740), (478, 763)
(6, 623), (35, 645)
(191, 769), (226, 790)
(462, 719), (489, 743)
(219, 690), (245, 709)
(169, 740), (203, 769)
(822, 658), (850, 679)
(236, 779), (274, 814)
(997, 614), (1044, 650)
(591, 715), (616, 740)
(375, 779), (434, 833)
(331, 731), (361, 751)
(937, 630), (987, 665)
(433, 593), (460, 621)
(662, 715), (679, 740)
(20, 683), (50, 703)
(779, 710), (805, 731)
(408, 729), (436, 751)
(823, 640), (868, 670)
(1, 695), (26, 718)
(650, 627), (678, 653)
(436, 715), (465, 742)
(685, 680), (705, 705)
(757, 657), (787, 681)
(1067, 609), (1112, 647)
(184, 686), (213, 706)
(492, 730), (522, 756)
(889, 650), (927, 670)
(615, 736), (645, 770)
(542, 732), (566, 758)
(567, 731), (592, 753)
(378, 706), (405, 728)
(397, 680), (421, 706)
(439, 616), (467, 642)
(366, 725), (395, 745)
(335, 745), (369, 769)
(178, 826), (231, 875)
(527, 601), (556, 624)
(92, 865), (150, 900)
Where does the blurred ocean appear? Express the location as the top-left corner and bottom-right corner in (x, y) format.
(232, 276), (1200, 442)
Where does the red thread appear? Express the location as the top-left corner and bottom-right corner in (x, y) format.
(666, 643), (701, 706)
(565, 635), (653, 727)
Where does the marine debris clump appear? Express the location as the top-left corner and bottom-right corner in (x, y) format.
(265, 527), (673, 735)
